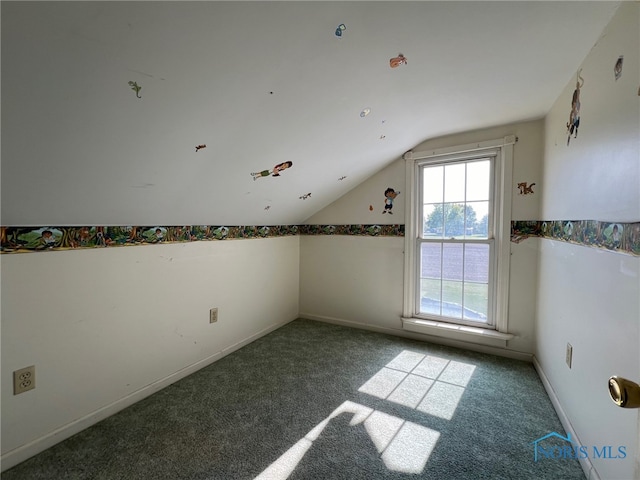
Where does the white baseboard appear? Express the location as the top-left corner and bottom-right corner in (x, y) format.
(532, 356), (598, 480)
(1, 318), (293, 472)
(299, 313), (532, 362)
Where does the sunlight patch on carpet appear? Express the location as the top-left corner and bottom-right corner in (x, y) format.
(256, 351), (475, 478)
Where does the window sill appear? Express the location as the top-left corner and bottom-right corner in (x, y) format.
(401, 317), (514, 348)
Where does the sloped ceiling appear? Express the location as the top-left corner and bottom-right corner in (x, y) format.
(1, 1), (618, 226)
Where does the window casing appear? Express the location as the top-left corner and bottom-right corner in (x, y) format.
(402, 136), (515, 341)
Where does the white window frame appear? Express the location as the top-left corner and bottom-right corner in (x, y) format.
(402, 136), (516, 345)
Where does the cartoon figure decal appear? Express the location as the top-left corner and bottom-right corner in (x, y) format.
(128, 81), (142, 99)
(382, 188), (400, 214)
(389, 54), (407, 68)
(195, 144), (206, 152)
(614, 56), (623, 81)
(517, 182), (535, 195)
(566, 70), (583, 146)
(250, 161), (293, 181)
(335, 24), (346, 37)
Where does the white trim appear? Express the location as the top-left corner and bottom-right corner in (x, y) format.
(495, 141), (514, 333)
(402, 317), (514, 342)
(533, 356), (598, 480)
(299, 313), (532, 362)
(402, 155), (418, 318)
(0, 318), (295, 472)
(405, 135), (517, 161)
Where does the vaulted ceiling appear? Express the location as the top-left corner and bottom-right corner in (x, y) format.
(1, 1), (619, 226)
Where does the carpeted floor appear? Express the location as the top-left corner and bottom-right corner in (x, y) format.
(2, 319), (585, 479)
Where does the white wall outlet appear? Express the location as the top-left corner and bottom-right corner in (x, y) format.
(209, 307), (218, 323)
(566, 343), (573, 368)
(14, 365), (35, 394)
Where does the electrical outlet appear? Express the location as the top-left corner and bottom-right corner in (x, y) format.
(566, 343), (573, 369)
(209, 307), (218, 323)
(14, 365), (35, 395)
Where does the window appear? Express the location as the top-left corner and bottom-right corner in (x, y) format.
(419, 158), (494, 326)
(402, 137), (515, 343)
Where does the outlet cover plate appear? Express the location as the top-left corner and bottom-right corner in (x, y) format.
(210, 308), (218, 323)
(14, 365), (35, 394)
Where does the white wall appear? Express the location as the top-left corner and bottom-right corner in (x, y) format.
(1, 237), (300, 470)
(300, 120), (544, 356)
(535, 3), (639, 480)
(304, 160), (406, 225)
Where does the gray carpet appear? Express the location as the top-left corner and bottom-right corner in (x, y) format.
(2, 319), (585, 479)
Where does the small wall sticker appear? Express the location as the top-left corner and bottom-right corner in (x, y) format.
(128, 81), (142, 99)
(299, 193), (311, 200)
(250, 161), (293, 180)
(614, 56), (623, 81)
(335, 24), (346, 37)
(389, 54), (407, 68)
(382, 188), (400, 214)
(195, 144), (206, 152)
(517, 182), (535, 195)
(360, 108), (371, 118)
(338, 176), (347, 181)
(566, 69), (583, 146)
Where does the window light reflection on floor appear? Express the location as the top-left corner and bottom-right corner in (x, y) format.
(255, 401), (440, 479)
(358, 351), (476, 420)
(255, 351), (475, 479)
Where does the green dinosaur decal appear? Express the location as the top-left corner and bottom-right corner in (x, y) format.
(128, 81), (142, 99)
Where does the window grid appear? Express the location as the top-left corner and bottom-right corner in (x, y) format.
(417, 157), (495, 327)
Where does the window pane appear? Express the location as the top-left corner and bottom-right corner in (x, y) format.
(423, 166), (443, 204)
(466, 160), (490, 201)
(443, 203), (465, 238)
(442, 280), (463, 319)
(464, 244), (489, 283)
(422, 203), (443, 238)
(420, 243), (442, 279)
(466, 201), (489, 238)
(444, 163), (465, 203)
(420, 243), (442, 316)
(442, 243), (463, 281)
(463, 243), (489, 322)
(420, 279), (441, 316)
(463, 283), (488, 321)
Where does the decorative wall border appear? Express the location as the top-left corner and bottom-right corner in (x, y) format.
(298, 224), (405, 237)
(2, 222), (638, 256)
(511, 220), (640, 257)
(0, 226), (299, 254)
(0, 224), (405, 254)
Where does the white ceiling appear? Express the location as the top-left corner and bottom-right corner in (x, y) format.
(1, 1), (619, 226)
